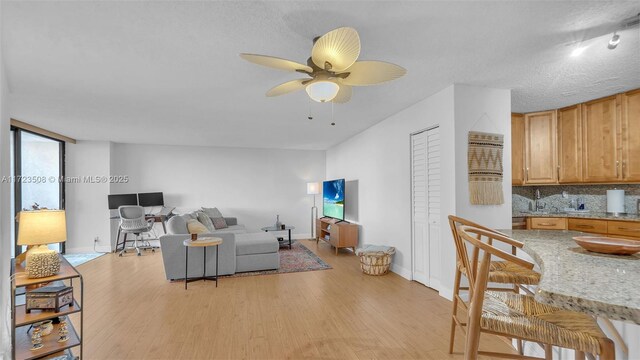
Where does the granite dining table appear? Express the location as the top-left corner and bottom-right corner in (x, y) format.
(500, 229), (640, 325)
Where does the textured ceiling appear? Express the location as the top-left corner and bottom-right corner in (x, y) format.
(3, 1), (639, 150)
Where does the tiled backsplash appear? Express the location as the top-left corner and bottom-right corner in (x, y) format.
(513, 184), (640, 214)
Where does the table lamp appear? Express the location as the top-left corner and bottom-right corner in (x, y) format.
(307, 182), (320, 239)
(16, 210), (67, 278)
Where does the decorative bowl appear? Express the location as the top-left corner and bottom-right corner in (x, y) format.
(573, 236), (640, 255)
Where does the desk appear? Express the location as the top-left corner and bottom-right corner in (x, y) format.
(113, 207), (175, 252)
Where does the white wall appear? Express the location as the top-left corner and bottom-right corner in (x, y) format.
(106, 143), (324, 238)
(0, 0), (12, 353)
(453, 85), (512, 229)
(326, 84), (512, 300)
(326, 85), (456, 282)
(65, 141), (112, 252)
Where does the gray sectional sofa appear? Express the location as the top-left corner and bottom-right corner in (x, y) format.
(158, 213), (280, 280)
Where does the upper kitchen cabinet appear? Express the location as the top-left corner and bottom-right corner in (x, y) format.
(524, 110), (557, 184)
(557, 104), (582, 183)
(511, 113), (525, 185)
(621, 89), (640, 182)
(582, 95), (620, 182)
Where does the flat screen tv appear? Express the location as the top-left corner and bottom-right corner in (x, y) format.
(138, 192), (164, 207)
(108, 193), (138, 210)
(323, 178), (345, 220)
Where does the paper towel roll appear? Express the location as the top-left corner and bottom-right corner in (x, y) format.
(607, 189), (625, 214)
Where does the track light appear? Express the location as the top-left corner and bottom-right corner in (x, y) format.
(608, 33), (621, 50)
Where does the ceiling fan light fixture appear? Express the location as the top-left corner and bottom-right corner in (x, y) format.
(306, 81), (340, 102)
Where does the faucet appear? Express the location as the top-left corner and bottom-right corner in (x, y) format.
(534, 189), (545, 212)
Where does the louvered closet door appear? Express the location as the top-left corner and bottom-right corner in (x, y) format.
(411, 126), (441, 289)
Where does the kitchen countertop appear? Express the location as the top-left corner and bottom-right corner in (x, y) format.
(501, 229), (640, 324)
(512, 211), (640, 221)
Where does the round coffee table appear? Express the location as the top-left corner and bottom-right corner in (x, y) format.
(183, 237), (222, 289)
(260, 225), (295, 249)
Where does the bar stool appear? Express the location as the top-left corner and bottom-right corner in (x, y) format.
(448, 216), (541, 354)
(456, 225), (615, 360)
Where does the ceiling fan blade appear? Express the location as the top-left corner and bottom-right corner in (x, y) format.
(341, 61), (406, 86)
(332, 83), (352, 103)
(240, 53), (312, 73)
(266, 79), (307, 97)
(311, 27), (360, 72)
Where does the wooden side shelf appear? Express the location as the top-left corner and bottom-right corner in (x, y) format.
(11, 255), (84, 360)
(14, 321), (80, 360)
(316, 217), (359, 255)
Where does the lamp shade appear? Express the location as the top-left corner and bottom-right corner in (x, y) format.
(306, 81), (339, 102)
(17, 210), (67, 246)
(307, 182), (320, 195)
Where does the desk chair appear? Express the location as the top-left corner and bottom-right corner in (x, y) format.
(118, 205), (155, 257)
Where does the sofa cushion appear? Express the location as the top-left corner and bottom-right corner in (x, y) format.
(235, 232), (279, 256)
(167, 216), (188, 234)
(196, 211), (216, 232)
(202, 207), (228, 229)
(186, 219), (208, 234)
(210, 224), (246, 235)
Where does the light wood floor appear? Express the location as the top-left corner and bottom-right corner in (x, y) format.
(70, 240), (514, 359)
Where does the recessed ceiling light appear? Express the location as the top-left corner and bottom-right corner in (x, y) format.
(608, 33), (621, 50)
(570, 46), (587, 57)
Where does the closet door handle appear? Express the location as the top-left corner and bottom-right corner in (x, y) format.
(616, 160), (620, 178)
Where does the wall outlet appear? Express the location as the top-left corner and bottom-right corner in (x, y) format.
(94, 236), (99, 243)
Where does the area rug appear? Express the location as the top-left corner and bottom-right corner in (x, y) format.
(64, 253), (106, 267)
(224, 241), (331, 278)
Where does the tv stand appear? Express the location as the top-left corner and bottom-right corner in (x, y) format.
(316, 218), (359, 255)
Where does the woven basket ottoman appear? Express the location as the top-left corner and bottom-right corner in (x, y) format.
(355, 245), (396, 276)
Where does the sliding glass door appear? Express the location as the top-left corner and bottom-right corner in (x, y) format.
(11, 128), (65, 256)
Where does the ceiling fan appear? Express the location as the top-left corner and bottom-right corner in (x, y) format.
(240, 27), (406, 103)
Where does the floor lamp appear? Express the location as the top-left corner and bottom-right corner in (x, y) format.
(307, 182), (320, 239)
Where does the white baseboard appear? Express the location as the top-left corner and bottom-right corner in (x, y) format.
(391, 264), (412, 280)
(438, 285), (454, 301)
(65, 245), (111, 254)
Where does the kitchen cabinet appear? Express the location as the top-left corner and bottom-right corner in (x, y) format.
(511, 113), (525, 185)
(527, 216), (640, 240)
(567, 218), (607, 234)
(524, 110), (557, 184)
(513, 88), (640, 186)
(557, 105), (582, 183)
(621, 89), (640, 181)
(582, 95), (621, 182)
(528, 217), (567, 230)
(607, 220), (640, 238)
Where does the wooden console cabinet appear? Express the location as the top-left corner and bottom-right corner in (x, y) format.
(316, 217), (359, 255)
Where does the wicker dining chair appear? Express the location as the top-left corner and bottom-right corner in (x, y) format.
(457, 225), (615, 360)
(448, 215), (541, 354)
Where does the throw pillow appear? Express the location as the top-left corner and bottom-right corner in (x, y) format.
(202, 207), (228, 229)
(186, 219), (208, 234)
(167, 216), (188, 234)
(196, 211), (215, 232)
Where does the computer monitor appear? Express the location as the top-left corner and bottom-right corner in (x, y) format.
(138, 192), (164, 207)
(108, 193), (138, 210)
